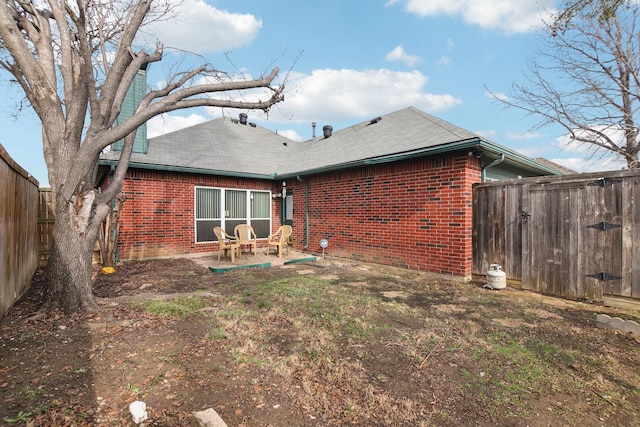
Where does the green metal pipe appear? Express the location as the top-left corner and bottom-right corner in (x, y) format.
(296, 175), (309, 249)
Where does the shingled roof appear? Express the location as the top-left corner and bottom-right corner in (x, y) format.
(276, 107), (480, 175)
(100, 106), (562, 179)
(101, 114), (293, 179)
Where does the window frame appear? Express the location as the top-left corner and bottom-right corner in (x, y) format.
(194, 186), (272, 243)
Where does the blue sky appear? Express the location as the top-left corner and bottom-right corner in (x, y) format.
(0, 0), (626, 187)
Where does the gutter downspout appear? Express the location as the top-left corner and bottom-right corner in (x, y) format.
(296, 175), (310, 249)
(482, 153), (505, 182)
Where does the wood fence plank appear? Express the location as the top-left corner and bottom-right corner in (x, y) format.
(520, 184), (531, 291)
(621, 177), (634, 297)
(0, 143), (39, 319)
(629, 176), (640, 299)
(473, 169), (640, 303)
(504, 185), (522, 280)
(38, 189), (55, 265)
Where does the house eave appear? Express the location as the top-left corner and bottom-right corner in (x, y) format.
(99, 136), (561, 182)
(279, 138), (562, 179)
(276, 138), (485, 179)
(477, 141), (562, 176)
(98, 159), (277, 180)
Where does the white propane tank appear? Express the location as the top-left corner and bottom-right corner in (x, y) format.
(486, 264), (507, 290)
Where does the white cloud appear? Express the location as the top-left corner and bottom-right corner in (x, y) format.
(475, 129), (496, 139)
(406, 0), (465, 15)
(276, 129), (303, 142)
(553, 127), (631, 172)
(556, 125), (628, 155)
(140, 0), (262, 54)
(147, 113), (208, 137)
(403, 0), (557, 33)
(270, 68), (462, 123)
(446, 38), (455, 50)
(148, 68), (463, 140)
(385, 46), (421, 67)
(506, 131), (541, 140)
(551, 157), (626, 173)
(437, 55), (451, 66)
(485, 91), (510, 102)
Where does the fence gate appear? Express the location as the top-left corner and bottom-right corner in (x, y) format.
(473, 170), (639, 303)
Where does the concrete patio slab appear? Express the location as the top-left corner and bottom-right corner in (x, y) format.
(189, 248), (317, 271)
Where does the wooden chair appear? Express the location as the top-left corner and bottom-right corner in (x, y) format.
(213, 226), (239, 262)
(234, 223), (257, 256)
(266, 225), (292, 258)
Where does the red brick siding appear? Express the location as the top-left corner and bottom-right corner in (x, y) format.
(114, 170), (280, 260)
(110, 153), (480, 277)
(286, 154), (481, 277)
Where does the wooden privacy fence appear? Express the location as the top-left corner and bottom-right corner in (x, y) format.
(473, 169), (640, 306)
(38, 189), (55, 266)
(0, 143), (40, 319)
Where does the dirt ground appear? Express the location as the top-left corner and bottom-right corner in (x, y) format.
(1, 253), (639, 426)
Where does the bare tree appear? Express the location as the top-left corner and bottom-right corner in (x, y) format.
(0, 0), (284, 313)
(553, 0), (628, 30)
(494, 1), (639, 169)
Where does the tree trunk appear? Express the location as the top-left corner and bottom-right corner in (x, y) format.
(46, 191), (101, 314)
(47, 240), (99, 314)
(98, 192), (126, 268)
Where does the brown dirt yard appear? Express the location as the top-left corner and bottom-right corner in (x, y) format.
(1, 253), (640, 426)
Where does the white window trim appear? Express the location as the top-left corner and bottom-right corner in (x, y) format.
(194, 186), (272, 243)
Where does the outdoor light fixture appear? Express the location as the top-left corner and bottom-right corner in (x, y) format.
(273, 182), (287, 199)
(320, 238), (328, 259)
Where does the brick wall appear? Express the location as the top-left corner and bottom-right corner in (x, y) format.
(285, 153), (481, 277)
(115, 170), (281, 260)
(112, 153), (481, 277)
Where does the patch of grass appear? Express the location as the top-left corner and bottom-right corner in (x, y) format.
(23, 386), (43, 400)
(217, 307), (248, 318)
(461, 333), (562, 418)
(230, 340), (268, 367)
(207, 327), (227, 340)
(135, 296), (209, 316)
(256, 299), (271, 309)
(285, 287), (311, 298)
(126, 383), (140, 394)
(157, 352), (180, 363)
(3, 411), (32, 424)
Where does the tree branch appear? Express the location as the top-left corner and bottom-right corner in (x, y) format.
(494, 3), (640, 168)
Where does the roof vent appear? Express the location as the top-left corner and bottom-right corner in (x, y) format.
(239, 113), (248, 125)
(369, 117), (382, 125)
(323, 125), (333, 139)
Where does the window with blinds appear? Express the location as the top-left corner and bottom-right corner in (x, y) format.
(196, 188), (221, 219)
(251, 191), (270, 218)
(226, 190), (246, 219)
(195, 186), (271, 242)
